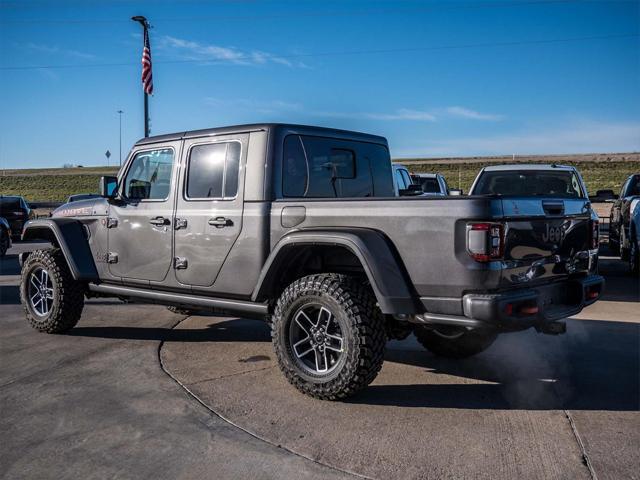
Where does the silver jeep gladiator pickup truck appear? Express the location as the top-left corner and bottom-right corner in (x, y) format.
(19, 123), (604, 400)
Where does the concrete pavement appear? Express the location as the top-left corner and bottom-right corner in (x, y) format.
(1, 243), (638, 479)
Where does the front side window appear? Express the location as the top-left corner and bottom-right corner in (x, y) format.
(123, 148), (174, 201)
(395, 169), (408, 190)
(186, 141), (241, 199)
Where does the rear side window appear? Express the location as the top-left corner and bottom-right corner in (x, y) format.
(282, 135), (393, 198)
(186, 141), (241, 199)
(473, 170), (585, 198)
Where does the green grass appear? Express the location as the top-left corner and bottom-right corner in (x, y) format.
(0, 161), (637, 202)
(406, 161), (640, 194)
(0, 167), (119, 202)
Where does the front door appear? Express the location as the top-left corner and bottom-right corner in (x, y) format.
(173, 134), (247, 287)
(108, 143), (179, 282)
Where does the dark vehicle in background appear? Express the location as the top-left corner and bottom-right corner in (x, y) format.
(0, 217), (11, 257)
(411, 173), (450, 196)
(627, 198), (640, 275)
(608, 174), (640, 260)
(67, 193), (101, 203)
(469, 164), (589, 198)
(19, 123), (603, 400)
(0, 196), (34, 240)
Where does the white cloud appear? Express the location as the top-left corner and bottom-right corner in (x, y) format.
(159, 36), (297, 67)
(307, 108), (437, 122)
(25, 43), (96, 60)
(393, 120), (640, 157)
(445, 106), (504, 121)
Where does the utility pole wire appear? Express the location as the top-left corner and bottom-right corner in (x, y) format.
(1, 33), (637, 71)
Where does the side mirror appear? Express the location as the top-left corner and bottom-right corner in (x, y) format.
(100, 176), (118, 198)
(399, 184), (423, 196)
(449, 189), (463, 196)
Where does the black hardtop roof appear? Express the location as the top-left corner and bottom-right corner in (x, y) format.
(134, 123), (388, 146)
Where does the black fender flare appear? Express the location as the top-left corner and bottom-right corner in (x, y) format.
(251, 228), (417, 314)
(21, 218), (98, 282)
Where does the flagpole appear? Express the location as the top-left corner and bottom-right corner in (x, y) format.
(132, 16), (150, 138)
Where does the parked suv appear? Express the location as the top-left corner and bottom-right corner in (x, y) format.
(608, 174), (640, 259)
(19, 124), (603, 400)
(0, 195), (34, 239)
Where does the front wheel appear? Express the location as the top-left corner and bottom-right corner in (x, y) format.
(271, 274), (386, 400)
(414, 325), (497, 359)
(20, 249), (85, 333)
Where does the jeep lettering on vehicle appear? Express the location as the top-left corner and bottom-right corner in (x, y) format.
(542, 224), (566, 244)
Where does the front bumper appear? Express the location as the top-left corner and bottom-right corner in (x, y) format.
(413, 274), (605, 332)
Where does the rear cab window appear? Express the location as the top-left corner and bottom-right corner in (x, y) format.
(281, 135), (394, 198)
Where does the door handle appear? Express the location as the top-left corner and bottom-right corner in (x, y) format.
(149, 216), (170, 226)
(208, 217), (233, 228)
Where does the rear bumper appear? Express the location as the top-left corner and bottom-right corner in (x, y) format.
(413, 274), (604, 331)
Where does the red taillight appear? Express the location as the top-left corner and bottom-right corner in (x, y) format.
(590, 220), (599, 250)
(467, 222), (504, 262)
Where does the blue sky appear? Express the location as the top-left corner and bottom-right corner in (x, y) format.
(1, 0), (639, 168)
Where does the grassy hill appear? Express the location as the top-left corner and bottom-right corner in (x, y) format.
(1, 166), (120, 202)
(1, 153), (638, 202)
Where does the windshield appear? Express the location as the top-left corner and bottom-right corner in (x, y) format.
(0, 198), (22, 212)
(473, 170), (585, 198)
(418, 178), (440, 193)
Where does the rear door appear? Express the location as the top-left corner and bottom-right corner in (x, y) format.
(173, 134), (247, 287)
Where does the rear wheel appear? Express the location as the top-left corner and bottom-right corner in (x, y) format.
(414, 325), (497, 359)
(271, 274), (386, 400)
(20, 249), (84, 333)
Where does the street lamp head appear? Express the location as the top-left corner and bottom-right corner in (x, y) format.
(131, 16), (148, 26)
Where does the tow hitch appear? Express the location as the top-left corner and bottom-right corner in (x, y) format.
(535, 321), (567, 335)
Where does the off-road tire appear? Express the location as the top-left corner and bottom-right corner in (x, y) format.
(414, 325), (497, 359)
(20, 249), (84, 333)
(272, 274), (386, 400)
(0, 229), (9, 257)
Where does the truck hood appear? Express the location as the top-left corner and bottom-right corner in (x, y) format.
(52, 198), (109, 218)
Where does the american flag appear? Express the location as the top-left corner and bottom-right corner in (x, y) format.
(141, 29), (153, 95)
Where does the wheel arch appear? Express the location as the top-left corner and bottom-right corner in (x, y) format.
(21, 218), (98, 282)
(251, 228), (418, 314)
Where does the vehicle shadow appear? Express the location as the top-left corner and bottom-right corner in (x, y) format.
(0, 254), (21, 276)
(68, 317), (271, 343)
(352, 318), (640, 411)
(0, 285), (20, 305)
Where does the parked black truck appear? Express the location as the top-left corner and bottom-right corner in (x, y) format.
(19, 124), (603, 399)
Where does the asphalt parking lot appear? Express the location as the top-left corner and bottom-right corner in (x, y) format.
(1, 242), (638, 479)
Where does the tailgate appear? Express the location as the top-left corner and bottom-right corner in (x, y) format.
(498, 197), (594, 286)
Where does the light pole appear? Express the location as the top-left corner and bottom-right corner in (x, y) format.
(117, 110), (124, 167)
(131, 15), (151, 138)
